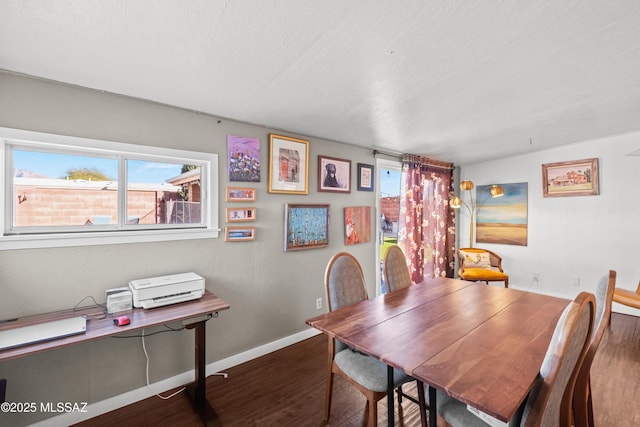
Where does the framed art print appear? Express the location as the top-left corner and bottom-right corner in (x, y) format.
(225, 226), (256, 242)
(225, 187), (256, 202)
(357, 163), (374, 191)
(284, 204), (329, 251)
(268, 134), (309, 194)
(542, 158), (599, 197)
(226, 207), (256, 222)
(318, 155), (351, 193)
(227, 134), (260, 182)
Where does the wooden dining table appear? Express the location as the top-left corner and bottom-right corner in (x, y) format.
(306, 277), (569, 426)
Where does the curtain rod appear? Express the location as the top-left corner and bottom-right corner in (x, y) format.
(373, 150), (454, 170)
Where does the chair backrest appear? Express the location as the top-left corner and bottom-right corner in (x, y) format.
(458, 247), (503, 271)
(383, 245), (412, 292)
(521, 291), (595, 427)
(573, 270), (616, 424)
(324, 252), (368, 353)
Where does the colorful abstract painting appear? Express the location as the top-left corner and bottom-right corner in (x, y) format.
(344, 206), (371, 245)
(228, 134), (260, 182)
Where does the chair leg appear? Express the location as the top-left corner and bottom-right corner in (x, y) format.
(324, 369), (334, 422)
(504, 278), (509, 288)
(397, 385), (402, 404)
(368, 397), (378, 427)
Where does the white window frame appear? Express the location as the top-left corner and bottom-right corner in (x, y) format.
(1, 127), (219, 250)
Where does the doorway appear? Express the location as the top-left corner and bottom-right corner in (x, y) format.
(376, 158), (402, 295)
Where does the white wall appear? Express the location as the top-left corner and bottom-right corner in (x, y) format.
(0, 71), (378, 426)
(459, 132), (640, 315)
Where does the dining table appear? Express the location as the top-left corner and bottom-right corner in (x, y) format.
(306, 277), (569, 426)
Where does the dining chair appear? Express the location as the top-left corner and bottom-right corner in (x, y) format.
(323, 251), (417, 426)
(573, 270), (616, 427)
(383, 244), (412, 292)
(458, 247), (509, 288)
(435, 291), (595, 427)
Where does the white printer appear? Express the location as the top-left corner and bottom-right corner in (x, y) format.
(129, 272), (205, 309)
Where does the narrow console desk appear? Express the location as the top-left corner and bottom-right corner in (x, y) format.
(0, 290), (230, 426)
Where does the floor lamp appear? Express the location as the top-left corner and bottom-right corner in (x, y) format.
(450, 180), (504, 247)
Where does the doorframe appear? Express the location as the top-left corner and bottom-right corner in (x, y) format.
(375, 157), (402, 296)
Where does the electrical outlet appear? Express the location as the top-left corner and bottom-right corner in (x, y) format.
(532, 272), (539, 282)
(316, 298), (323, 310)
(572, 277), (581, 287)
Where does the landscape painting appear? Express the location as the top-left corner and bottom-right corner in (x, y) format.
(476, 182), (528, 246)
(542, 158), (599, 197)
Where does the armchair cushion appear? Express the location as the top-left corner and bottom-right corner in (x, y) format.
(460, 268), (508, 282)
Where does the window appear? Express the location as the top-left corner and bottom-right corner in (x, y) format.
(1, 127), (219, 250)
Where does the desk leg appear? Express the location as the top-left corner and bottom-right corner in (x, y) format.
(185, 320), (219, 426)
(387, 366), (394, 427)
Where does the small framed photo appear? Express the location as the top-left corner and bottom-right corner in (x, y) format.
(542, 158), (599, 197)
(284, 204), (329, 251)
(226, 207), (256, 222)
(318, 155), (351, 193)
(357, 163), (374, 192)
(228, 134), (260, 182)
(226, 187), (256, 202)
(225, 226), (256, 242)
(268, 134), (309, 194)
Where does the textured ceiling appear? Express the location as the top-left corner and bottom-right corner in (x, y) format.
(1, 1), (640, 165)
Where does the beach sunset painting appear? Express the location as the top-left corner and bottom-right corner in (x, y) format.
(476, 182), (528, 246)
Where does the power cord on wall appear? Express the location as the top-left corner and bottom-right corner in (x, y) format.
(141, 329), (186, 400)
(112, 314), (227, 399)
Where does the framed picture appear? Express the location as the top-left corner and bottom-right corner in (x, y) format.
(226, 187), (256, 202)
(226, 207), (256, 222)
(225, 226), (256, 242)
(268, 134), (309, 194)
(345, 206), (371, 245)
(228, 134), (260, 182)
(542, 158), (599, 197)
(357, 163), (374, 192)
(318, 155), (351, 193)
(284, 204), (329, 251)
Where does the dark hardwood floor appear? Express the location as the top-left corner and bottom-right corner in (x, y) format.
(74, 312), (639, 427)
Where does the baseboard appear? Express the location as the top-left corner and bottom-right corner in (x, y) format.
(28, 328), (321, 427)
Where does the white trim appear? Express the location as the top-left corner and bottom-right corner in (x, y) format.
(28, 328), (321, 427)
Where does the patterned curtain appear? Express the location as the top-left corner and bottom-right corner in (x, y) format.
(398, 155), (456, 282)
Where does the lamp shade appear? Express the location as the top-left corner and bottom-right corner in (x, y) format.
(450, 196), (462, 209)
(460, 180), (474, 191)
(490, 184), (504, 197)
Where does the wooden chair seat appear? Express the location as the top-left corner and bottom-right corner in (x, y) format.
(612, 282), (640, 309)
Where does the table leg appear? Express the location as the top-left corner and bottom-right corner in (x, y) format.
(429, 386), (437, 427)
(387, 365), (394, 427)
(185, 320), (219, 426)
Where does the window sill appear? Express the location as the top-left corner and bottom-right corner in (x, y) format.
(0, 228), (220, 251)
